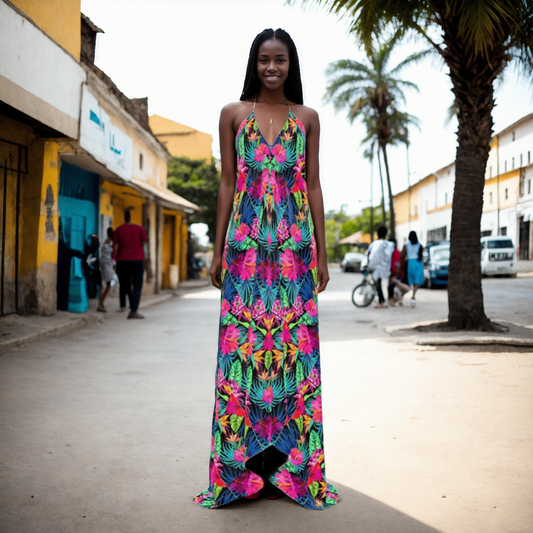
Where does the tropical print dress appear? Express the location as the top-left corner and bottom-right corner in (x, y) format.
(193, 103), (340, 510)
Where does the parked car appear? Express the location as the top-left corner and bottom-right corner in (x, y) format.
(480, 236), (518, 277)
(340, 252), (366, 272)
(423, 243), (450, 288)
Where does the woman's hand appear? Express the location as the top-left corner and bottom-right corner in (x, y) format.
(316, 257), (330, 294)
(210, 255), (222, 289)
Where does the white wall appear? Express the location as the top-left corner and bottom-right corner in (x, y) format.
(0, 2), (85, 138)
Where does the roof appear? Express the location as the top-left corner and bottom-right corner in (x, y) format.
(149, 114), (211, 137)
(130, 178), (200, 213)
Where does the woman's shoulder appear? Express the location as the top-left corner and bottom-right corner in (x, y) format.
(220, 101), (254, 130)
(289, 103), (319, 133)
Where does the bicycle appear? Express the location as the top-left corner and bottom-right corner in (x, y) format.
(351, 270), (378, 307)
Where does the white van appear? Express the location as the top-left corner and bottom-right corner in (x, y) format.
(480, 236), (518, 277)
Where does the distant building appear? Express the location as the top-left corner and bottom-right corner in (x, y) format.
(0, 1), (199, 316)
(394, 114), (533, 260)
(149, 115), (212, 162)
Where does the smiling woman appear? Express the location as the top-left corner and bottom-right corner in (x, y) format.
(193, 28), (340, 510)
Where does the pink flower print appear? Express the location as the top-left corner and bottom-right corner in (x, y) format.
(304, 299), (317, 317)
(296, 324), (315, 355)
(234, 223), (249, 242)
(308, 462), (323, 484)
(277, 218), (290, 243)
(226, 393), (245, 416)
(311, 395), (322, 423)
(281, 322), (292, 344)
(253, 415), (284, 442)
(230, 294), (245, 318)
(290, 224), (303, 243)
(216, 368), (227, 388)
(280, 249), (307, 281)
(221, 298), (231, 317)
(220, 323), (240, 355)
(252, 299), (266, 319)
(256, 259), (280, 287)
(237, 156), (248, 191)
(289, 448), (304, 466)
(263, 330), (275, 350)
(254, 143), (270, 162)
(291, 155), (306, 193)
(271, 172), (289, 204)
(234, 445), (247, 463)
(228, 471), (264, 495)
(295, 117), (306, 135)
(209, 452), (226, 487)
(293, 296), (304, 316)
(307, 368), (320, 389)
(276, 470), (307, 499)
(229, 248), (256, 281)
(262, 386), (274, 405)
(250, 217), (260, 239)
(249, 169), (270, 200)
(271, 144), (287, 163)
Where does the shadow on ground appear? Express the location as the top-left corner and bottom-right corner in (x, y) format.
(189, 481), (442, 533)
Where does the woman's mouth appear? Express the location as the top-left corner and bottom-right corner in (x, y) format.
(265, 76), (280, 81)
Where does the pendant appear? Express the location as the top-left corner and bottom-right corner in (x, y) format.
(269, 119), (273, 124)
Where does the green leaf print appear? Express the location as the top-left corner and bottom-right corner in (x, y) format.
(264, 350), (273, 370)
(295, 416), (304, 433)
(230, 414), (244, 432)
(229, 360), (242, 385)
(294, 191), (302, 209)
(296, 132), (304, 155)
(214, 484), (223, 499)
(215, 431), (222, 454)
(280, 286), (289, 308)
(309, 481), (319, 498)
(246, 365), (253, 392)
(296, 361), (304, 385)
(309, 430), (320, 454)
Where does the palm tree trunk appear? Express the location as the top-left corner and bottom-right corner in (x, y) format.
(381, 145), (396, 240)
(444, 32), (505, 331)
(376, 150), (386, 226)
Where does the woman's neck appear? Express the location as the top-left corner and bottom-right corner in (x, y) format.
(257, 87), (286, 105)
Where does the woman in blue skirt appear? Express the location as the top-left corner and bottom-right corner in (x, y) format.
(401, 231), (424, 308)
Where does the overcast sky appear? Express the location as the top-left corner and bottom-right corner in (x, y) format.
(81, 0), (532, 229)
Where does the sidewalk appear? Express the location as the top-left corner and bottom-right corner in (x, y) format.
(0, 278), (210, 354)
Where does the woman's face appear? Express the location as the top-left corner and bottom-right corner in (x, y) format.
(256, 38), (290, 92)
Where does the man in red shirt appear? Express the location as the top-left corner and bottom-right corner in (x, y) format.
(113, 210), (148, 319)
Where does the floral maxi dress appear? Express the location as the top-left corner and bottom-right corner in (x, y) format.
(193, 105), (340, 510)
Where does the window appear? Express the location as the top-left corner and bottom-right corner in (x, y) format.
(529, 179), (531, 195)
(512, 157), (515, 169)
(445, 193), (448, 205)
(427, 226), (447, 243)
(505, 160), (507, 172)
(490, 191), (493, 204)
(425, 200), (428, 213)
(520, 154), (523, 167)
(499, 227), (507, 236)
(489, 166), (492, 178)
(529, 151), (531, 164)
(481, 230), (492, 237)
(505, 188), (508, 200)
(512, 131), (515, 141)
(139, 153), (143, 170)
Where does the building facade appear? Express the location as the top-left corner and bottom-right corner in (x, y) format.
(394, 114), (533, 260)
(0, 0), (199, 316)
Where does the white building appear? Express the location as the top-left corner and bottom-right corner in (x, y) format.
(394, 113), (533, 260)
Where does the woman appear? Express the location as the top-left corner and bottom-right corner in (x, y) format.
(97, 227), (115, 312)
(401, 230), (424, 307)
(194, 29), (340, 510)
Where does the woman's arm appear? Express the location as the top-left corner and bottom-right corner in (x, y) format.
(209, 105), (238, 289)
(305, 109), (329, 294)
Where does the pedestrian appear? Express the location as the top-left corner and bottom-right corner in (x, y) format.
(387, 238), (408, 306)
(195, 28), (340, 510)
(97, 227), (115, 313)
(113, 210), (147, 319)
(401, 230), (424, 307)
(366, 226), (393, 308)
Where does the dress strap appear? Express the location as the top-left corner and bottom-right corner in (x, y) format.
(286, 98), (291, 112)
(253, 96), (257, 111)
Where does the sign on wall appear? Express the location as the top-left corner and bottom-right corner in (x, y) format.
(80, 87), (133, 181)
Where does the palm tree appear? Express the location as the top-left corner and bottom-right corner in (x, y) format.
(324, 34), (428, 240)
(294, 0), (533, 331)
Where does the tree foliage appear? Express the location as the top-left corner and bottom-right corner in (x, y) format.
(167, 157), (220, 244)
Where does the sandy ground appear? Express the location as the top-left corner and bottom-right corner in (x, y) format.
(0, 270), (532, 533)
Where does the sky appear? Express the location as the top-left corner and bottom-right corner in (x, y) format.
(81, 0), (532, 241)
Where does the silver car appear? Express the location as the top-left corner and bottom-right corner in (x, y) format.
(480, 236), (518, 277)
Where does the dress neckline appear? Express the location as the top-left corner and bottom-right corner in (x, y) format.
(251, 108), (292, 148)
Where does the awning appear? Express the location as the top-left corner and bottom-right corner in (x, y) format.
(129, 178), (200, 213)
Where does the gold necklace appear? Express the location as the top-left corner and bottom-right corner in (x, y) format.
(258, 99), (288, 125)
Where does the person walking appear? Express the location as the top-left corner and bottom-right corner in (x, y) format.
(194, 28), (340, 510)
(366, 226), (392, 308)
(97, 227), (115, 313)
(401, 230), (424, 307)
(113, 211), (147, 319)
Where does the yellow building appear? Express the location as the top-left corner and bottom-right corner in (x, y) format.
(0, 1), (199, 316)
(149, 115), (212, 162)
